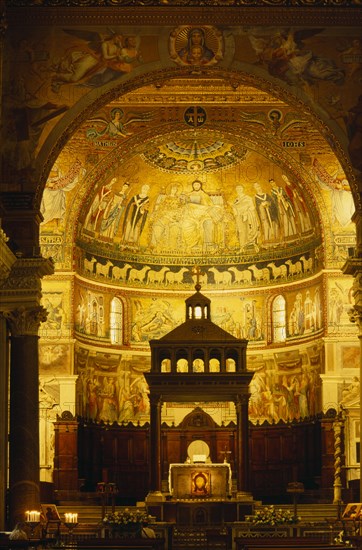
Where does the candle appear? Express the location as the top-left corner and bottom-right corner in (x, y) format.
(25, 511), (40, 522)
(64, 513), (78, 523)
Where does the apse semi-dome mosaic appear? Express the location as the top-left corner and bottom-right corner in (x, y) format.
(39, 74), (354, 291)
(74, 123), (321, 287)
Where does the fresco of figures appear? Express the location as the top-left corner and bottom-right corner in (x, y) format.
(78, 169), (317, 257)
(75, 344), (323, 426)
(73, 279), (327, 345)
(327, 277), (357, 334)
(75, 349), (150, 424)
(39, 144), (356, 274)
(248, 363), (322, 424)
(3, 23), (361, 185)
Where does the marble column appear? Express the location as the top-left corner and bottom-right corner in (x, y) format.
(147, 394), (164, 500)
(0, 253), (53, 527)
(5, 305), (47, 525)
(235, 394), (252, 498)
(0, 317), (9, 531)
(0, 225), (16, 530)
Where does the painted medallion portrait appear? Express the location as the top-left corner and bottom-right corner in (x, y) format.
(169, 26), (224, 66)
(191, 471), (210, 496)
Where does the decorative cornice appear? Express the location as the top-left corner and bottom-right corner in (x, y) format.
(5, 3), (362, 27)
(5, 0), (361, 6)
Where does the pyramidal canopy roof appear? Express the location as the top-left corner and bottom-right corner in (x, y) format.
(157, 317), (239, 342)
(157, 288), (242, 343)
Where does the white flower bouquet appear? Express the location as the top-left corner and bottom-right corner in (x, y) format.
(250, 505), (298, 526)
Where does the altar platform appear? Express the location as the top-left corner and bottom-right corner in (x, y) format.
(156, 499), (253, 525)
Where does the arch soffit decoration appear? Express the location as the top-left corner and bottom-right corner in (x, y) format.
(36, 63), (354, 207)
(36, 67), (357, 283)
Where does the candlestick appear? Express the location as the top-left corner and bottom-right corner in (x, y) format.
(64, 513), (78, 524)
(25, 510), (41, 538)
(64, 512), (78, 545)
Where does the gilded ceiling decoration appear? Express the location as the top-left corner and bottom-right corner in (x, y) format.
(142, 130), (248, 174)
(5, 0), (360, 7)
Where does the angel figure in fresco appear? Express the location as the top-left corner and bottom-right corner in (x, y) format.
(239, 109), (307, 137)
(340, 376), (360, 405)
(86, 108), (154, 140)
(312, 158), (355, 227)
(51, 29), (143, 91)
(248, 27), (345, 88)
(40, 159), (84, 230)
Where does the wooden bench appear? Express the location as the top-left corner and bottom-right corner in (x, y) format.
(0, 539), (54, 549)
(76, 537), (165, 549)
(0, 537), (165, 550)
(235, 537), (354, 550)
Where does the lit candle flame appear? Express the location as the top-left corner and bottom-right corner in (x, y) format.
(64, 513), (78, 523)
(25, 510), (40, 523)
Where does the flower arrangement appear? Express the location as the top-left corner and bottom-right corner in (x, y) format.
(250, 505), (298, 526)
(334, 531), (353, 547)
(103, 508), (152, 528)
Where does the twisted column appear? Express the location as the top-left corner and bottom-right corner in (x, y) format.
(343, 257), (362, 500)
(333, 415), (344, 504)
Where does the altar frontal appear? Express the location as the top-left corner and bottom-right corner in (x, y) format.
(169, 463), (232, 499)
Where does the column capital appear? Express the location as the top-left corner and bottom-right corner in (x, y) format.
(4, 305), (48, 336)
(0, 256), (54, 309)
(149, 393), (163, 407)
(234, 393), (250, 408)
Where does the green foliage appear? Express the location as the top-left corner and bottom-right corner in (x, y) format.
(250, 505), (298, 526)
(103, 508), (151, 526)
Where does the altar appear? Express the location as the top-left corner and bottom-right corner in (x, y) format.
(169, 463), (232, 499)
